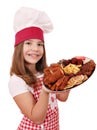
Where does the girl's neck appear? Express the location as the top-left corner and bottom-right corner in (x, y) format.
(26, 63), (38, 74)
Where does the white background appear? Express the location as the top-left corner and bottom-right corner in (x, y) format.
(0, 0), (97, 130)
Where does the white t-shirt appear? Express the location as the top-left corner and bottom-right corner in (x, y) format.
(8, 74), (42, 97)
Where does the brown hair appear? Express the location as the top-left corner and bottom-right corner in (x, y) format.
(10, 42), (47, 86)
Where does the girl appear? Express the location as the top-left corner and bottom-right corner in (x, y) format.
(8, 7), (70, 130)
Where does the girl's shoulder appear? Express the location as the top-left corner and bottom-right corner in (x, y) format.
(8, 74), (31, 97)
(9, 74), (27, 86)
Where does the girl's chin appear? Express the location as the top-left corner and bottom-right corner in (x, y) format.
(26, 60), (38, 64)
(25, 57), (41, 64)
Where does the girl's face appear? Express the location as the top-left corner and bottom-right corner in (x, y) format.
(23, 39), (44, 65)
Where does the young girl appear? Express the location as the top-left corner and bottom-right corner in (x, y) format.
(8, 7), (70, 130)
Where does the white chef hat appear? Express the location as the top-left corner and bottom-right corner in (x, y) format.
(13, 7), (53, 46)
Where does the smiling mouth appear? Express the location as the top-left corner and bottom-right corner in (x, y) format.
(27, 53), (40, 58)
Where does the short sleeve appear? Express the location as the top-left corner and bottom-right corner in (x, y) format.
(8, 74), (30, 97)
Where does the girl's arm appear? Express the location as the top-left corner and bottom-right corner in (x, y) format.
(14, 89), (49, 124)
(56, 90), (70, 102)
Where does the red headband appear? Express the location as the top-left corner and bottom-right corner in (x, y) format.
(14, 27), (44, 46)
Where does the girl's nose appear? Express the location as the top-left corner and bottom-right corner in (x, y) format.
(30, 44), (38, 51)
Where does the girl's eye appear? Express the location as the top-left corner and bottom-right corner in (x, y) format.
(38, 43), (44, 46)
(24, 41), (31, 45)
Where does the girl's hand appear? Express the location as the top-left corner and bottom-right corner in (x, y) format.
(42, 85), (51, 94)
(56, 89), (70, 102)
